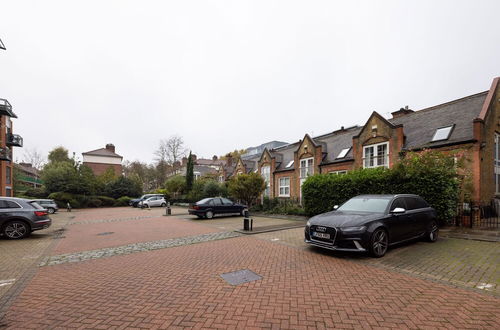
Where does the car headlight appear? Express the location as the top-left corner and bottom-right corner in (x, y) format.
(340, 226), (366, 233)
(306, 220), (311, 227)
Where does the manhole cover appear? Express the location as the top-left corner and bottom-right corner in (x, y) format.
(97, 232), (114, 236)
(220, 269), (262, 286)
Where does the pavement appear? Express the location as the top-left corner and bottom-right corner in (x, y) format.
(0, 206), (499, 329)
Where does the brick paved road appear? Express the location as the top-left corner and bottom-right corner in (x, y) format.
(1, 207), (499, 329)
(256, 227), (500, 295)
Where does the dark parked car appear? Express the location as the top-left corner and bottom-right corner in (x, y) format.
(31, 199), (58, 214)
(188, 197), (247, 219)
(305, 194), (438, 257)
(129, 194), (164, 207)
(0, 197), (51, 239)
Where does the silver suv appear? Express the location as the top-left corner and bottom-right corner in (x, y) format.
(0, 197), (52, 239)
(31, 199), (58, 214)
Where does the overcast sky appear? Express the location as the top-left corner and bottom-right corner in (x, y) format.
(1, 0), (500, 164)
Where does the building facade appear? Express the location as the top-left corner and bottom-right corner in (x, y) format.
(82, 144), (123, 176)
(0, 99), (23, 196)
(225, 77), (500, 204)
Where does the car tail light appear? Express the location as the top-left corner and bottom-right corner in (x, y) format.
(34, 211), (48, 216)
(192, 205), (199, 210)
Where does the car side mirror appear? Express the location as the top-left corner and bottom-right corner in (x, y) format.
(391, 207), (406, 214)
(333, 205), (339, 210)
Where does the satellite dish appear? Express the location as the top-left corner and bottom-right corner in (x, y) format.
(0, 38), (5, 50)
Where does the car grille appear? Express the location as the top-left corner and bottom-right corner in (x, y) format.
(309, 225), (337, 245)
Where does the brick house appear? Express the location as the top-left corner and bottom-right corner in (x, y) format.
(253, 76), (500, 204)
(82, 144), (123, 176)
(0, 98), (23, 197)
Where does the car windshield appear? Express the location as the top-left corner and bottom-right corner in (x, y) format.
(197, 198), (212, 205)
(337, 197), (390, 213)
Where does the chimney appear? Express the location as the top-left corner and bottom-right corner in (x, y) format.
(226, 155), (233, 167)
(391, 106), (414, 119)
(191, 154), (197, 162)
(105, 143), (116, 153)
(181, 157), (188, 166)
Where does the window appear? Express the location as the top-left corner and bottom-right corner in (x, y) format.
(0, 200), (20, 208)
(390, 198), (406, 211)
(431, 125), (454, 142)
(329, 170), (347, 175)
(221, 198), (233, 205)
(261, 166), (271, 197)
(218, 175), (224, 183)
(194, 171), (201, 180)
(279, 177), (290, 197)
(363, 142), (388, 168)
(5, 166), (11, 184)
(285, 160), (294, 168)
(495, 134), (500, 194)
(213, 198), (222, 206)
(299, 158), (314, 178)
(336, 147), (350, 159)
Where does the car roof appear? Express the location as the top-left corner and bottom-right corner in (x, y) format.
(354, 194), (421, 199)
(0, 197), (30, 202)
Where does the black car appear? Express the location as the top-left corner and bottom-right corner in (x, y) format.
(304, 194), (438, 257)
(0, 197), (51, 239)
(188, 197), (247, 219)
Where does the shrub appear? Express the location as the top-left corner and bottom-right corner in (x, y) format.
(95, 196), (116, 207)
(228, 173), (266, 206)
(302, 151), (460, 222)
(87, 198), (103, 208)
(114, 196), (132, 206)
(24, 187), (48, 198)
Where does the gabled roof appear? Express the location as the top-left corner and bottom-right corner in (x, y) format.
(390, 91), (488, 150)
(82, 148), (123, 159)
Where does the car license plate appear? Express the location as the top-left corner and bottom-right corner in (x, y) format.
(312, 232), (330, 239)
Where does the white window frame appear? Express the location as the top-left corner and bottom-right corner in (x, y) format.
(218, 175), (224, 183)
(194, 171), (201, 180)
(261, 165), (271, 197)
(329, 170), (347, 175)
(336, 147), (350, 159)
(431, 125), (454, 142)
(363, 142), (389, 168)
(299, 157), (314, 178)
(278, 177), (290, 197)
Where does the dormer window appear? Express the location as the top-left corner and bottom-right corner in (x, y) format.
(336, 147), (351, 159)
(285, 160), (294, 168)
(431, 125), (454, 142)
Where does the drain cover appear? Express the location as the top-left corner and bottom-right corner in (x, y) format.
(96, 232), (114, 236)
(220, 269), (262, 286)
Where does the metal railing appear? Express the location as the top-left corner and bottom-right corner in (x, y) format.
(455, 201), (500, 228)
(7, 133), (23, 147)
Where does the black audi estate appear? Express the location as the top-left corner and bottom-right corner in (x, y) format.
(305, 194), (438, 257)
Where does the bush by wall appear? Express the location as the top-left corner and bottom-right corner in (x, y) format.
(302, 151), (460, 222)
(114, 196), (132, 206)
(251, 197), (306, 216)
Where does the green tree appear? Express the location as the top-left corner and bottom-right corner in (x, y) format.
(105, 176), (142, 199)
(228, 172), (266, 206)
(185, 152), (194, 192)
(42, 161), (79, 194)
(47, 146), (72, 164)
(165, 175), (186, 197)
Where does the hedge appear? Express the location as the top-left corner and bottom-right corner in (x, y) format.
(47, 192), (131, 208)
(302, 151), (460, 222)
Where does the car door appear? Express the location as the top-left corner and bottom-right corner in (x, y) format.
(405, 197), (429, 235)
(387, 198), (414, 242)
(212, 198), (225, 214)
(221, 198), (237, 213)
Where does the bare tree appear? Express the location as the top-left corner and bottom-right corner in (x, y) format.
(155, 135), (187, 166)
(23, 147), (46, 170)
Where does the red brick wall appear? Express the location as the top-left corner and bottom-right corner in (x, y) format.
(83, 162), (122, 177)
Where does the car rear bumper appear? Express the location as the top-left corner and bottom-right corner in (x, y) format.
(32, 218), (52, 231)
(188, 210), (204, 216)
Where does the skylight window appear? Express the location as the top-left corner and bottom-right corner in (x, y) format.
(286, 160), (294, 168)
(431, 125), (454, 142)
(337, 147), (351, 159)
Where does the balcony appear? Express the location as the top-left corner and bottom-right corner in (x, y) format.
(0, 99), (17, 118)
(7, 133), (23, 147)
(0, 147), (11, 161)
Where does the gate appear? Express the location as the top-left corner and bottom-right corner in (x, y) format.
(456, 201), (500, 228)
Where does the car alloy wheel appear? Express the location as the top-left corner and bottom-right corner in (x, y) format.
(206, 211), (214, 219)
(370, 229), (388, 257)
(3, 221), (29, 239)
(427, 221), (439, 242)
(48, 208), (55, 214)
(161, 203), (166, 207)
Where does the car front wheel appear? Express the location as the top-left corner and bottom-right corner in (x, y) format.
(3, 220), (30, 239)
(369, 228), (388, 258)
(426, 221), (439, 242)
(205, 211), (214, 219)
